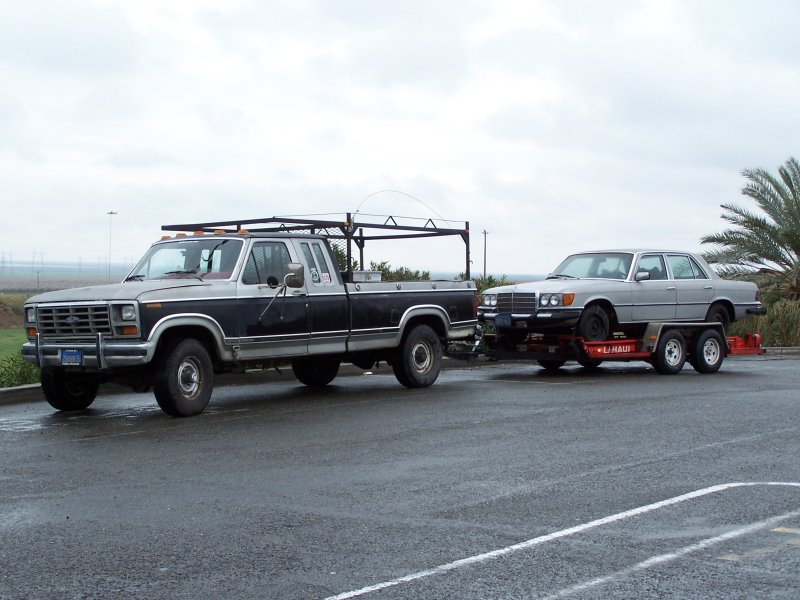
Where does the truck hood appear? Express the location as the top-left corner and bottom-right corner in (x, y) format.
(26, 280), (211, 304)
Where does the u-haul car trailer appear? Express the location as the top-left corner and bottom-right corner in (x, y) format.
(481, 322), (764, 374)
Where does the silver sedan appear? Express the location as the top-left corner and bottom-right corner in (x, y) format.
(478, 250), (766, 341)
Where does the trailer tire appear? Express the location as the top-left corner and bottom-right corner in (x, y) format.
(292, 358), (340, 387)
(537, 359), (566, 372)
(152, 339), (214, 417)
(576, 305), (610, 341)
(653, 330), (686, 375)
(392, 325), (442, 388)
(41, 368), (98, 411)
(577, 358), (603, 370)
(690, 329), (725, 374)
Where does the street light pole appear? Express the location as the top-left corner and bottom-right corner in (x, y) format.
(107, 211), (117, 280)
(482, 229), (488, 280)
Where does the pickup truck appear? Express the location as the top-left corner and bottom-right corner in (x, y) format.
(22, 225), (477, 417)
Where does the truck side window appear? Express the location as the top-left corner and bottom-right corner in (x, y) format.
(242, 242), (291, 285)
(311, 244), (333, 284)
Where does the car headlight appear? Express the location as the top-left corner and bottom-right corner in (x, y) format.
(25, 307), (36, 323)
(549, 295), (559, 306)
(482, 294), (497, 307)
(121, 304), (137, 320)
(540, 294), (562, 307)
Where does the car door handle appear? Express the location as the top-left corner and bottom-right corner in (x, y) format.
(666, 286), (676, 290)
(704, 285), (713, 290)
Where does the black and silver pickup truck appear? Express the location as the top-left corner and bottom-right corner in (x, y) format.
(22, 220), (477, 417)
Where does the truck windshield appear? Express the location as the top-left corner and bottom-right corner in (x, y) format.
(127, 238), (244, 281)
(551, 252), (633, 280)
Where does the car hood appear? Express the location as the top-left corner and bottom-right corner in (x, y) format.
(26, 280), (214, 304)
(483, 278), (627, 296)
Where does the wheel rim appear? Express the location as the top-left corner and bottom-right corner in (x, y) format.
(411, 340), (433, 374)
(702, 338), (721, 365)
(177, 357), (202, 398)
(665, 339), (683, 366)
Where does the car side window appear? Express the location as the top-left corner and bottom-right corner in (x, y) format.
(242, 242), (291, 286)
(667, 254), (709, 280)
(638, 255), (667, 281)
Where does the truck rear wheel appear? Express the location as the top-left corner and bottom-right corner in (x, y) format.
(292, 358), (340, 387)
(653, 330), (686, 375)
(152, 339), (214, 417)
(393, 325), (442, 388)
(41, 368), (98, 411)
(689, 329), (725, 374)
(537, 359), (565, 372)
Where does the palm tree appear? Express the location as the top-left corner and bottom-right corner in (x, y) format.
(702, 156), (800, 300)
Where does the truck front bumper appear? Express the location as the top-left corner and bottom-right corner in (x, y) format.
(22, 333), (154, 370)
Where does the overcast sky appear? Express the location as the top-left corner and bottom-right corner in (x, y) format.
(1, 0), (798, 277)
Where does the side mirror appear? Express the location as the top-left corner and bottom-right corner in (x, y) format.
(284, 263), (305, 288)
(635, 270), (650, 282)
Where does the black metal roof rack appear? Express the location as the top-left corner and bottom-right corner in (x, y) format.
(162, 212), (471, 278)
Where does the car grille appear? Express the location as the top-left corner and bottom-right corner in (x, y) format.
(37, 305), (112, 338)
(497, 292), (536, 313)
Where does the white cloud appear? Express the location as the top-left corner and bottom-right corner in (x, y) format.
(1, 0), (798, 279)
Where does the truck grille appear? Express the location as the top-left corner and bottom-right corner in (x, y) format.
(497, 292), (536, 313)
(37, 305), (112, 338)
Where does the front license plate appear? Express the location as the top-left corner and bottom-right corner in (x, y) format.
(495, 313), (513, 328)
(61, 349), (83, 366)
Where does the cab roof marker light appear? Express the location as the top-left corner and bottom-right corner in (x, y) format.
(176, 233), (186, 237)
(214, 229), (225, 234)
(161, 235), (171, 240)
(194, 230), (204, 235)
(238, 229), (249, 234)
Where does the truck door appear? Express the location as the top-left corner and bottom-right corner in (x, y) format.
(296, 240), (349, 355)
(236, 240), (310, 358)
(631, 253), (677, 322)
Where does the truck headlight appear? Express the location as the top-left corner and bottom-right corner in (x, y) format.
(121, 304), (137, 320)
(25, 307), (36, 323)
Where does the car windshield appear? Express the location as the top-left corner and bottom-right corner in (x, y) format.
(551, 252), (633, 280)
(127, 238), (244, 281)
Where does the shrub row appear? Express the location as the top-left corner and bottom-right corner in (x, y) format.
(0, 353), (40, 388)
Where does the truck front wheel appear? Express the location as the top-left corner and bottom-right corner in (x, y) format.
(41, 368), (98, 411)
(392, 325), (442, 388)
(152, 339), (214, 417)
(291, 358), (340, 387)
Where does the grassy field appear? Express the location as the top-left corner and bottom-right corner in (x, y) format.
(0, 329), (26, 359)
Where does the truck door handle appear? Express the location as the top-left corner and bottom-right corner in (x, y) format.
(292, 290), (307, 296)
(666, 286), (676, 290)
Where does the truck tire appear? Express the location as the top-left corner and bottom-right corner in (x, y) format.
(576, 305), (610, 341)
(653, 330), (686, 375)
(291, 358), (340, 387)
(577, 358), (603, 370)
(537, 359), (565, 372)
(392, 325), (442, 388)
(689, 329), (725, 374)
(152, 339), (214, 417)
(41, 368), (98, 411)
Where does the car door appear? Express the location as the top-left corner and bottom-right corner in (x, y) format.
(296, 239), (349, 355)
(236, 239), (310, 358)
(630, 253), (677, 322)
(667, 254), (715, 320)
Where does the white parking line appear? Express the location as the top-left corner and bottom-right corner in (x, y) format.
(324, 482), (800, 600)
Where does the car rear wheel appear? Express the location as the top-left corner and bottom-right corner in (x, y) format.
(705, 304), (730, 332)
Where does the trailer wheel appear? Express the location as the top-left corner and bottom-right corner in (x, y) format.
(537, 359), (566, 372)
(577, 358), (603, 370)
(576, 305), (610, 341)
(292, 358), (340, 387)
(392, 325), (442, 388)
(152, 339), (214, 417)
(41, 368), (98, 411)
(653, 330), (686, 375)
(689, 329), (725, 374)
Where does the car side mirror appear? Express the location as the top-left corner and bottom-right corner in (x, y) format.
(635, 270), (650, 282)
(284, 263), (305, 288)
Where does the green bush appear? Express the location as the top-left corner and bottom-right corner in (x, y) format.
(0, 353), (40, 388)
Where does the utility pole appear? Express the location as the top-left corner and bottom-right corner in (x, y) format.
(107, 211), (117, 280)
(482, 229), (488, 280)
